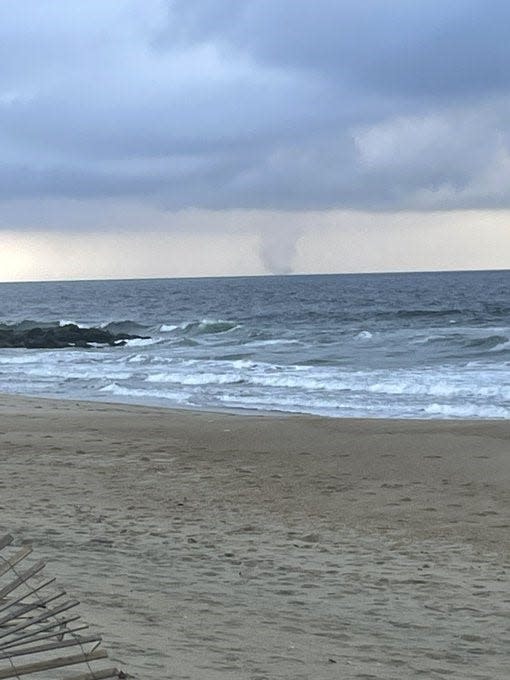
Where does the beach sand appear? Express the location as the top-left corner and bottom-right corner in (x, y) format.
(0, 394), (508, 679)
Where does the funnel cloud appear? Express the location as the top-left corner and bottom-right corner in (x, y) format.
(0, 1), (509, 279)
(259, 226), (302, 275)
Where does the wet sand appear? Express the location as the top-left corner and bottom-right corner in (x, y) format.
(0, 394), (508, 679)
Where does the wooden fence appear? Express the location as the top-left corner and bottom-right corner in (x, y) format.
(0, 534), (122, 679)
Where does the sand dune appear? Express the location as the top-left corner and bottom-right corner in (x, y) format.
(0, 395), (508, 679)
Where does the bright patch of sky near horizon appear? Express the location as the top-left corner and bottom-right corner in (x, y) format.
(0, 1), (509, 280)
(1, 210), (508, 282)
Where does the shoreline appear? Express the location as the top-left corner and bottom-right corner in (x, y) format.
(1, 389), (509, 422)
(1, 393), (508, 678)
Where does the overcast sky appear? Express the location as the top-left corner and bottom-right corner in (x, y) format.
(1, 0), (509, 280)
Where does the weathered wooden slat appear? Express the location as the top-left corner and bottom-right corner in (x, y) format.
(62, 668), (120, 680)
(0, 560), (46, 600)
(0, 621), (87, 650)
(0, 634), (101, 659)
(0, 648), (108, 678)
(0, 547), (32, 579)
(0, 578), (57, 616)
(0, 536), (121, 678)
(0, 537), (13, 552)
(0, 591), (64, 629)
(0, 600), (79, 641)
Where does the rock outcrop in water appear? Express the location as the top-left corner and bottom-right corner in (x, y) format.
(0, 323), (149, 349)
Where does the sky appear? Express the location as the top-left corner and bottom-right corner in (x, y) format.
(0, 0), (509, 281)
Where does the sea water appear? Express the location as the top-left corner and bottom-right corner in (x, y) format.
(0, 270), (508, 418)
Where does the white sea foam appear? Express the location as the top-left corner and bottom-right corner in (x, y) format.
(424, 402), (509, 419)
(176, 318), (240, 334)
(355, 330), (373, 340)
(1, 271), (508, 420)
(123, 337), (160, 347)
(22, 365), (133, 380)
(99, 382), (189, 403)
(146, 371), (243, 386)
(245, 339), (301, 347)
(231, 359), (258, 369)
(365, 376), (510, 400)
(126, 354), (148, 363)
(0, 354), (39, 364)
(2, 343), (507, 419)
(59, 319), (88, 328)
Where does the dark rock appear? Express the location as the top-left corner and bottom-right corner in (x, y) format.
(0, 324), (150, 349)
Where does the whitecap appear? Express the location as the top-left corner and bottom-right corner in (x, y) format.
(424, 402), (509, 419)
(122, 337), (160, 347)
(59, 319), (88, 328)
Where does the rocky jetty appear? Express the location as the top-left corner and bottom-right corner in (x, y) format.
(0, 323), (149, 349)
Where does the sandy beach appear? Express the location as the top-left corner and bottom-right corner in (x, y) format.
(0, 394), (508, 679)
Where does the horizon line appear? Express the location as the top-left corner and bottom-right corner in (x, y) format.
(1, 266), (509, 286)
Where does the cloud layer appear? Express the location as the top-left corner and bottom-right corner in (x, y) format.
(1, 0), (509, 214)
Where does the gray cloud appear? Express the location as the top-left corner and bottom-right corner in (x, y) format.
(168, 0), (510, 98)
(0, 0), (509, 216)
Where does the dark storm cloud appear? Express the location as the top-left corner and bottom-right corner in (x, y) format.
(168, 0), (510, 97)
(1, 0), (509, 214)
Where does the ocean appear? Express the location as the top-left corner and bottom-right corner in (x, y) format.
(0, 270), (508, 419)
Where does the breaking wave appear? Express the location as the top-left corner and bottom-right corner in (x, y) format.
(0, 269), (508, 419)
